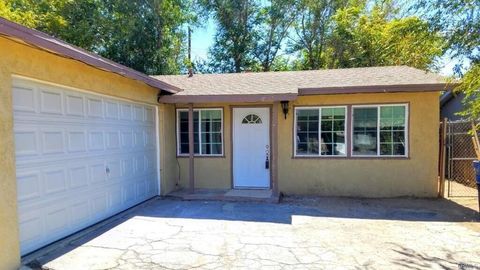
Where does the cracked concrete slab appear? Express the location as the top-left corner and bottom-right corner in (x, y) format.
(26, 197), (480, 270)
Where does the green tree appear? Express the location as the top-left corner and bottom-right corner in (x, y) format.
(329, 1), (443, 70)
(253, 0), (297, 71)
(289, 0), (349, 70)
(97, 0), (190, 74)
(2, 0), (194, 75)
(0, 0), (68, 31)
(414, 0), (480, 120)
(200, 0), (261, 73)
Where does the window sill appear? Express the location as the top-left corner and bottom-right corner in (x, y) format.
(291, 155), (410, 160)
(177, 154), (225, 158)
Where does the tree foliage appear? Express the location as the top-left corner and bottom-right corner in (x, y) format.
(199, 0), (443, 73)
(414, 0), (480, 120)
(0, 0), (68, 30)
(289, 0), (349, 70)
(253, 0), (297, 71)
(199, 0), (261, 73)
(2, 0), (193, 75)
(328, 1), (443, 70)
(1, 0), (450, 78)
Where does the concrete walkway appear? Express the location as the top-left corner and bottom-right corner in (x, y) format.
(26, 197), (480, 270)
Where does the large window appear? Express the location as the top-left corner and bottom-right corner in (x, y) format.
(352, 104), (407, 156)
(295, 106), (347, 156)
(177, 108), (223, 156)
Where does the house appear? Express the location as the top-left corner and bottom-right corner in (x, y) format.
(0, 18), (453, 269)
(440, 90), (466, 121)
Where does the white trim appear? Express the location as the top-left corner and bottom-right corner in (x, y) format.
(294, 106), (348, 158)
(155, 106), (161, 195)
(350, 103), (409, 157)
(176, 108), (224, 157)
(232, 107), (271, 189)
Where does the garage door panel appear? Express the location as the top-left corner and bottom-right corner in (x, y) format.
(133, 105), (144, 121)
(17, 172), (41, 202)
(14, 78), (159, 255)
(67, 130), (87, 152)
(42, 129), (65, 154)
(70, 201), (90, 227)
(18, 214), (44, 245)
(120, 103), (132, 120)
(105, 100), (119, 119)
(13, 85), (37, 112)
(87, 97), (104, 118)
(88, 131), (105, 151)
(106, 131), (120, 149)
(43, 168), (67, 195)
(65, 94), (85, 117)
(46, 207), (69, 233)
(40, 89), (63, 115)
(106, 159), (122, 179)
(69, 165), (89, 189)
(14, 129), (39, 157)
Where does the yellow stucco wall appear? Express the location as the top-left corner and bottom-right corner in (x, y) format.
(174, 104), (234, 189)
(0, 37), (161, 270)
(280, 92), (439, 197)
(166, 92), (439, 198)
(159, 104), (180, 194)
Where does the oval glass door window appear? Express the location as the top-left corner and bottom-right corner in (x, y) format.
(242, 114), (262, 124)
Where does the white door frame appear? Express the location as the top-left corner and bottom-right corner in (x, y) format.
(232, 106), (271, 189)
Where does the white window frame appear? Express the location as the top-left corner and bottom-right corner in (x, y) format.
(351, 103), (409, 157)
(176, 108), (224, 157)
(294, 106), (348, 157)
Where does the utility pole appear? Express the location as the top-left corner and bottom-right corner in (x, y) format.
(188, 26), (192, 64)
(187, 26), (193, 77)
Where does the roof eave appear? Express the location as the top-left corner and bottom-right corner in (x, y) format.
(158, 93), (298, 103)
(298, 83), (457, 95)
(0, 17), (181, 94)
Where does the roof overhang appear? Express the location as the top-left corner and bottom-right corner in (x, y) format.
(0, 17), (181, 94)
(158, 93), (298, 103)
(298, 83), (457, 96)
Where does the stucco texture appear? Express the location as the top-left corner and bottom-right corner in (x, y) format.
(165, 92), (439, 198)
(174, 104), (234, 189)
(0, 37), (160, 270)
(280, 93), (439, 197)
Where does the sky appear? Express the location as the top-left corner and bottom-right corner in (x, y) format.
(190, 19), (216, 63)
(189, 19), (466, 76)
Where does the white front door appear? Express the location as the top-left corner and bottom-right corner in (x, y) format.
(233, 107), (270, 188)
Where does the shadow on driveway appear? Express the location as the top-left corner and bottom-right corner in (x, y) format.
(132, 196), (479, 224)
(25, 196), (479, 269)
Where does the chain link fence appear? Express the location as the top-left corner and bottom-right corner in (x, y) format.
(445, 120), (479, 197)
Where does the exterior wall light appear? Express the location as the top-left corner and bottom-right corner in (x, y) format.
(281, 100), (289, 119)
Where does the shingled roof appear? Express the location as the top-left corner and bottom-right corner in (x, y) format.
(155, 66), (454, 103)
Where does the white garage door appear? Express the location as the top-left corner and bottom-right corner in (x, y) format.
(12, 77), (160, 255)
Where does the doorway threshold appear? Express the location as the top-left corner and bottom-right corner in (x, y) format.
(166, 188), (280, 203)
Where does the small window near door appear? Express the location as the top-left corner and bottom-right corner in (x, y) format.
(242, 114), (262, 124)
(177, 108), (223, 156)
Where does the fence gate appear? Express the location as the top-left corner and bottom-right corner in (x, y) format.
(443, 120), (479, 197)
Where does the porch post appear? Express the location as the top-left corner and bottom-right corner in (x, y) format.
(188, 103), (195, 193)
(271, 102), (279, 195)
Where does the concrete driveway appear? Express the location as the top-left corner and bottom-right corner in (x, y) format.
(26, 197), (480, 270)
